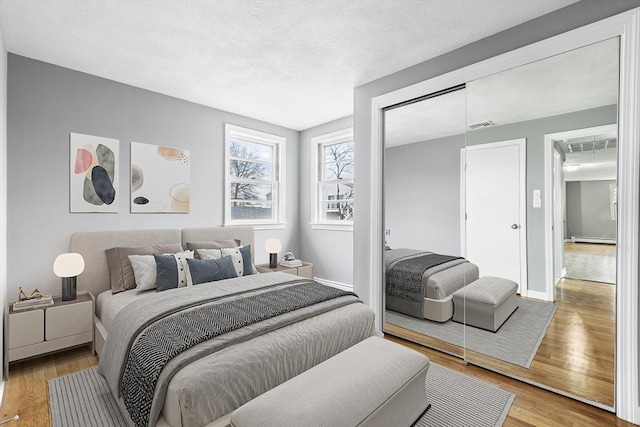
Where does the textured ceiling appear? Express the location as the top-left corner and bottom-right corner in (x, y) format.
(0, 0), (578, 131)
(385, 89), (466, 147)
(385, 37), (618, 147)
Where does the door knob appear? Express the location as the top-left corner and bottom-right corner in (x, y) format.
(511, 224), (519, 229)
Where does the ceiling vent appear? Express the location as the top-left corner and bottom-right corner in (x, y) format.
(468, 120), (494, 130)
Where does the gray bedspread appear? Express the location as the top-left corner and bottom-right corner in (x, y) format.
(385, 249), (471, 318)
(98, 272), (377, 427)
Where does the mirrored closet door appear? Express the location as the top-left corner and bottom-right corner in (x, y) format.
(382, 87), (472, 358)
(462, 36), (619, 407)
(381, 36), (619, 409)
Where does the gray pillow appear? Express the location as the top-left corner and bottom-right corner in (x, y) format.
(154, 254), (180, 292)
(239, 245), (254, 276)
(186, 256), (238, 285)
(106, 243), (184, 293)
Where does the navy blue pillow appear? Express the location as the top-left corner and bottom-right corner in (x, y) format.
(154, 254), (179, 292)
(239, 245), (254, 276)
(186, 256), (238, 285)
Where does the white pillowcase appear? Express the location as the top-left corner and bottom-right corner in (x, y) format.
(129, 250), (194, 290)
(198, 247), (245, 277)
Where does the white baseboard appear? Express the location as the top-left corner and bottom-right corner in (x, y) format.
(314, 277), (353, 292)
(524, 289), (552, 301)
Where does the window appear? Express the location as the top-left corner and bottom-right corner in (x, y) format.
(312, 128), (354, 229)
(225, 124), (285, 227)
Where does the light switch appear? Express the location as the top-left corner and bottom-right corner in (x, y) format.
(533, 189), (541, 208)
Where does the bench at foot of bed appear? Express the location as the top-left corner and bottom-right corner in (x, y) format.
(451, 276), (519, 332)
(230, 336), (431, 427)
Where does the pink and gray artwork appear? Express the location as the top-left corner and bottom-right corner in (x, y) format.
(70, 133), (119, 213)
(130, 142), (190, 213)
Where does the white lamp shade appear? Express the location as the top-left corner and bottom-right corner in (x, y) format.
(265, 238), (282, 253)
(53, 253), (85, 278)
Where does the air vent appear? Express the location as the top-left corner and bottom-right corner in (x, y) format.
(468, 120), (494, 130)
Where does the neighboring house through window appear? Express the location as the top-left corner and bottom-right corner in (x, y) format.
(311, 128), (354, 230)
(224, 124), (285, 227)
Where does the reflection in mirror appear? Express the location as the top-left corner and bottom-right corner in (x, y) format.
(463, 37), (618, 407)
(382, 87), (477, 358)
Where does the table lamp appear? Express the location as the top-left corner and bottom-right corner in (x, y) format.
(265, 238), (282, 268)
(53, 253), (85, 301)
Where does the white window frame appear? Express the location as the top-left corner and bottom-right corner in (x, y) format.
(311, 128), (354, 231)
(224, 124), (286, 229)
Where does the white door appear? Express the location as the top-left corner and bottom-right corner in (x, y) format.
(465, 139), (526, 293)
(553, 149), (564, 284)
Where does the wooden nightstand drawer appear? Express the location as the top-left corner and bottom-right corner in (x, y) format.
(297, 264), (314, 279)
(256, 261), (314, 278)
(9, 309), (44, 349)
(46, 299), (92, 340)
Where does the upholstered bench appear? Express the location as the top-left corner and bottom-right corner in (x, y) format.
(452, 276), (518, 332)
(229, 336), (431, 427)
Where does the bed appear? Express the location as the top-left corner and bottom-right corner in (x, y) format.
(385, 248), (479, 322)
(71, 227), (378, 427)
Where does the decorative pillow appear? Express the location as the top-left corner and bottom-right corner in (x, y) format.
(198, 246), (255, 277)
(128, 255), (157, 291)
(130, 250), (194, 291)
(106, 243), (184, 293)
(155, 254), (179, 292)
(239, 245), (255, 276)
(186, 256), (238, 285)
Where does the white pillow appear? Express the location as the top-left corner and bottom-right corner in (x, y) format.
(129, 250), (194, 290)
(198, 247), (244, 277)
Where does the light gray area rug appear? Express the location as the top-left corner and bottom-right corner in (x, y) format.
(386, 298), (557, 368)
(564, 252), (616, 284)
(420, 364), (514, 427)
(49, 364), (514, 427)
(48, 367), (128, 427)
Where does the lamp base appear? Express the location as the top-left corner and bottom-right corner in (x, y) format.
(269, 253), (278, 268)
(62, 277), (77, 301)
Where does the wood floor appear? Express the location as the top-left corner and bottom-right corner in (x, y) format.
(386, 242), (617, 407)
(0, 340), (631, 427)
(1, 346), (98, 426)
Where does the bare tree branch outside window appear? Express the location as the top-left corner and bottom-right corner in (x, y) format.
(230, 141), (268, 203)
(324, 141), (354, 221)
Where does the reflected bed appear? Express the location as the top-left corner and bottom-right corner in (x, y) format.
(385, 248), (478, 322)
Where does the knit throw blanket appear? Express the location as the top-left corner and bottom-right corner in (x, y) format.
(386, 253), (462, 302)
(120, 281), (355, 427)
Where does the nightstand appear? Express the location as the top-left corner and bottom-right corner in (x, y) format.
(256, 262), (314, 279)
(7, 290), (94, 363)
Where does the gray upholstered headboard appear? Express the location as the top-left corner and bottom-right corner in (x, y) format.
(70, 226), (255, 298)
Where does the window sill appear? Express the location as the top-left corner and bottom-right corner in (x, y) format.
(310, 223), (353, 232)
(225, 223), (287, 230)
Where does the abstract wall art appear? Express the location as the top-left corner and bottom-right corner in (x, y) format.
(130, 142), (190, 213)
(70, 133), (119, 213)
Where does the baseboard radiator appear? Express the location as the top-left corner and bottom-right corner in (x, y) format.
(570, 236), (617, 245)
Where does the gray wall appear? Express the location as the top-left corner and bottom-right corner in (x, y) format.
(566, 180), (617, 240)
(353, 0), (640, 307)
(385, 134), (464, 255)
(465, 104), (617, 292)
(7, 55), (301, 297)
(299, 116), (353, 286)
